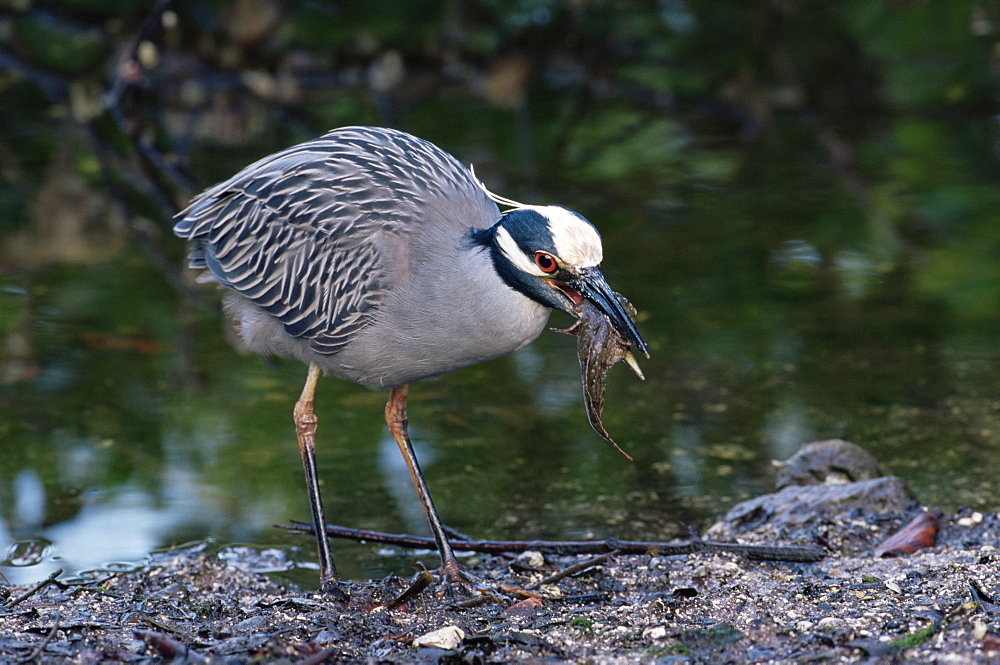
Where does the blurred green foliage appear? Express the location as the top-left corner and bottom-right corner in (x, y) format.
(0, 2), (995, 269)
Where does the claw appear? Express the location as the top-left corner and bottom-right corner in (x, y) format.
(623, 349), (645, 380)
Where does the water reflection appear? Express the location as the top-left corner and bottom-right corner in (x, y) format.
(2, 160), (998, 587)
(12, 469), (45, 527)
(377, 426), (437, 537)
(762, 392), (815, 463)
(2, 247), (993, 587)
(1, 538), (51, 569)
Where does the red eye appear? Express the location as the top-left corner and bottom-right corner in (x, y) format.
(534, 252), (558, 273)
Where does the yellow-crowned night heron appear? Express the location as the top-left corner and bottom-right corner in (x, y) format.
(174, 126), (647, 593)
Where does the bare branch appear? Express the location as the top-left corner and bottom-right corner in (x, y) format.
(281, 521), (825, 563)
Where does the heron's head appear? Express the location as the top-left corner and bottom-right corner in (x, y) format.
(487, 205), (648, 354)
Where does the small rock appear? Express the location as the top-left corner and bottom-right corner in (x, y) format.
(643, 625), (667, 640)
(413, 625), (465, 650)
(707, 476), (917, 542)
(537, 584), (562, 598)
(957, 511), (984, 527)
(232, 615), (270, 635)
(517, 550), (545, 568)
(817, 617), (847, 630)
(973, 620), (988, 641)
(774, 440), (882, 490)
(846, 639), (898, 659)
(313, 627), (342, 643)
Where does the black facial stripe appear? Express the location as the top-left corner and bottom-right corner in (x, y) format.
(499, 208), (556, 258)
(467, 224), (496, 250)
(487, 231), (564, 311)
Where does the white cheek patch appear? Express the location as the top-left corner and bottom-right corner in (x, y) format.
(534, 206), (603, 268)
(496, 226), (545, 276)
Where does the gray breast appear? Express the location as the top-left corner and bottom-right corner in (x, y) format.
(333, 221), (552, 389)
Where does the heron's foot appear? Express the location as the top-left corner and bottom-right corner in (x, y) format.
(380, 567), (481, 610)
(319, 577), (350, 603)
(383, 564), (532, 610)
(438, 563), (532, 608)
(438, 564), (485, 600)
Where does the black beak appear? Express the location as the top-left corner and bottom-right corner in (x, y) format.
(566, 267), (649, 357)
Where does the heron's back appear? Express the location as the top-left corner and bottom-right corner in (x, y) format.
(175, 126), (550, 388)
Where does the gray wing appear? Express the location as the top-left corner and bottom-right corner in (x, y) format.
(173, 126), (500, 354)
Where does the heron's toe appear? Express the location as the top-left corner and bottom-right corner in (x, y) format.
(321, 581), (350, 603)
(437, 564), (484, 599)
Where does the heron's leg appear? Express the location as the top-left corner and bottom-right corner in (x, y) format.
(385, 385), (463, 584)
(293, 363), (340, 594)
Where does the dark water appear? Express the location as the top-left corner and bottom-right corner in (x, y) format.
(2, 132), (996, 588)
(1, 0), (997, 589)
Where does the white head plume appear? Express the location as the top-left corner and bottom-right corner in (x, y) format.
(471, 166), (603, 269)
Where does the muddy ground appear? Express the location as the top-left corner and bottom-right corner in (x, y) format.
(2, 465), (999, 664)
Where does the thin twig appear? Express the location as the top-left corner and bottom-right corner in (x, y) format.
(282, 521), (825, 563)
(0, 48), (68, 102)
(497, 582), (544, 599)
(449, 595), (494, 610)
(441, 524), (477, 543)
(382, 571), (435, 611)
(8, 569), (63, 607)
(101, 0), (199, 199)
(80, 121), (193, 298)
(105, 0), (178, 108)
(527, 553), (613, 590)
(970, 579), (1000, 614)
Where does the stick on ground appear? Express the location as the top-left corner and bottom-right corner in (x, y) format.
(280, 521), (825, 563)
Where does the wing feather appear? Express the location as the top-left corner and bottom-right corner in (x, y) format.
(174, 126), (498, 355)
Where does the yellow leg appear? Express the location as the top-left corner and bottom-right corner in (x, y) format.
(385, 385), (463, 583)
(293, 363), (340, 594)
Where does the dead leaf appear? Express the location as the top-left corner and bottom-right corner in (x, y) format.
(502, 597), (543, 617)
(874, 510), (940, 557)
